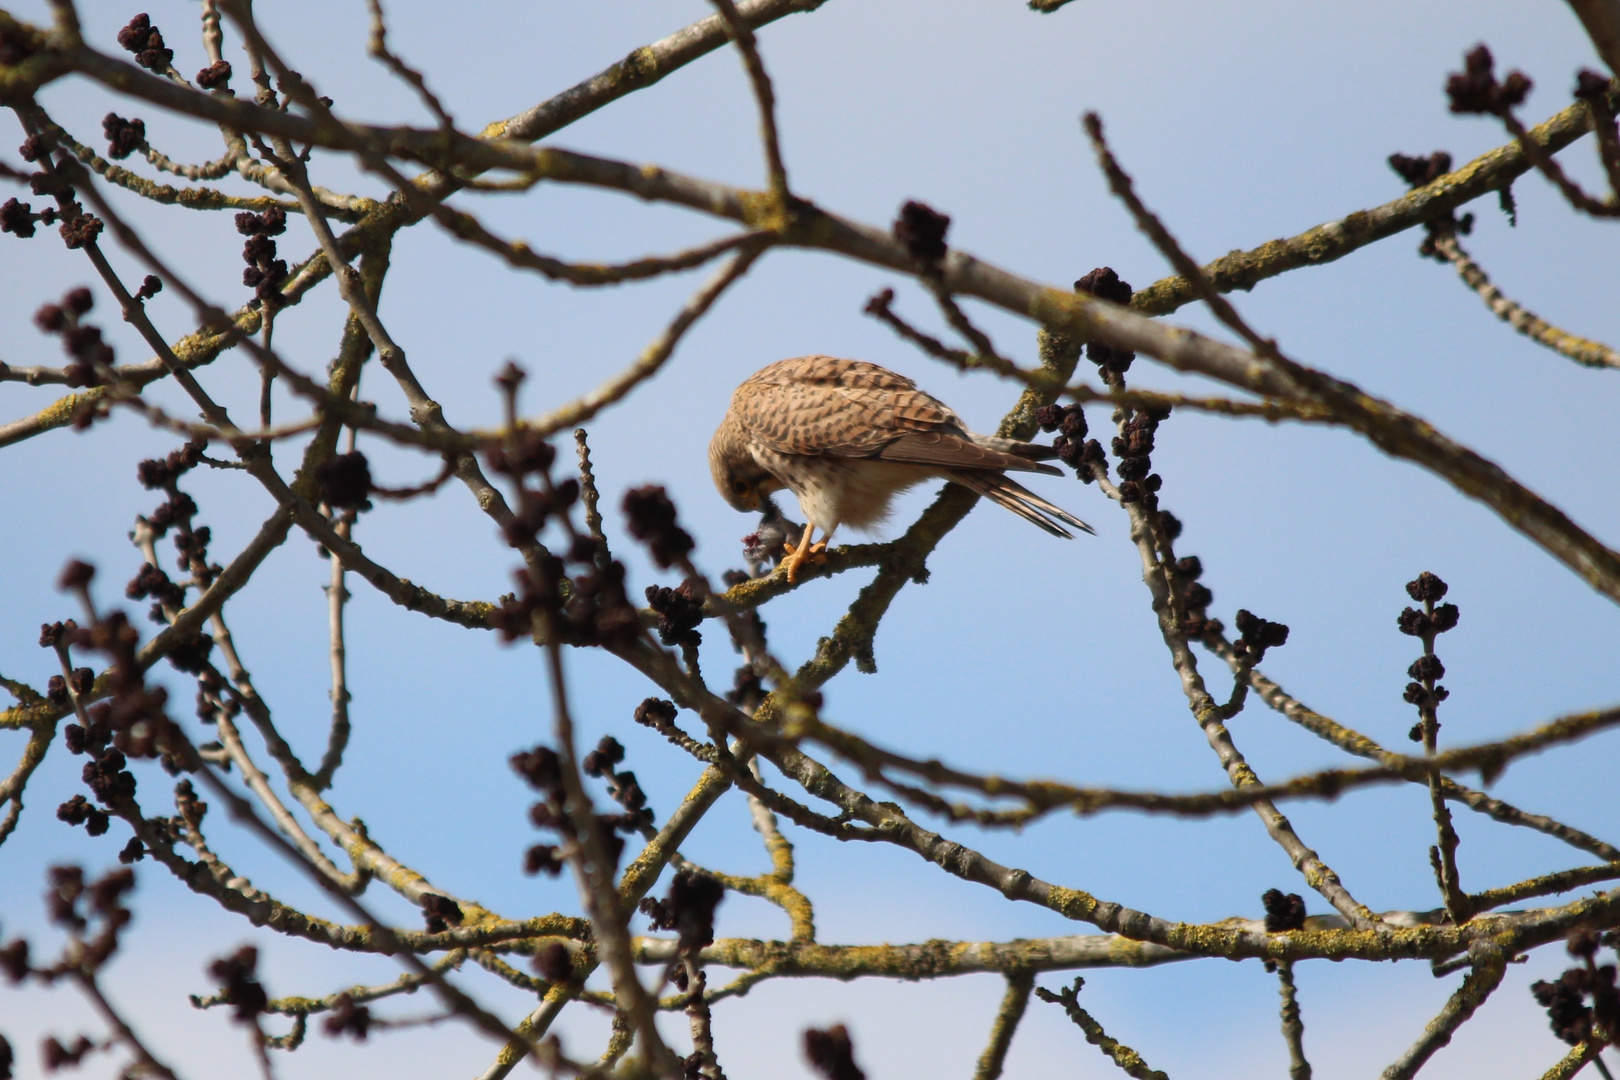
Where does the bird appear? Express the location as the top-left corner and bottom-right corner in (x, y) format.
(709, 355), (1092, 583)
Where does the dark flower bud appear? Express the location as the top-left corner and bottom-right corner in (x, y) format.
(524, 844), (565, 876)
(1116, 455), (1150, 481)
(1499, 70), (1532, 108)
(208, 946), (268, 1022)
(56, 794), (104, 834)
(0, 939), (28, 983)
(533, 941), (573, 982)
(623, 486), (695, 569)
(1446, 44), (1498, 114)
(1531, 973), (1594, 1045)
(1075, 438), (1107, 483)
(1059, 409), (1087, 439)
(167, 632), (214, 675)
(1405, 572), (1448, 602)
(1431, 603), (1459, 633)
(1408, 655), (1445, 682)
(1175, 555), (1202, 581)
(1445, 45), (1531, 115)
(1574, 69), (1613, 104)
(59, 214), (105, 250)
(804, 1024), (865, 1080)
(420, 893), (463, 929)
(1234, 610), (1289, 655)
(510, 745), (562, 791)
(0, 197), (38, 239)
(322, 993), (372, 1041)
(58, 559), (95, 591)
(1397, 607), (1430, 637)
(1387, 151), (1452, 188)
(316, 452), (372, 510)
(34, 302), (65, 332)
(1261, 888), (1306, 932)
(607, 770), (646, 811)
(643, 868), (725, 949)
(135, 33), (174, 73)
(1034, 404), (1065, 432)
(116, 14), (153, 53)
(583, 735), (625, 778)
(1568, 928), (1601, 960)
(1074, 266), (1133, 306)
(494, 360), (526, 395)
(42, 1036), (95, 1072)
(634, 698), (678, 728)
(102, 113), (146, 160)
(196, 60), (233, 89)
(892, 200), (950, 265)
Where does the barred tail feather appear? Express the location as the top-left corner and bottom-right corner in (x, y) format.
(947, 471), (1094, 538)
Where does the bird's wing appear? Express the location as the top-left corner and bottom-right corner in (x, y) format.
(736, 356), (1051, 472)
(875, 431), (1063, 475)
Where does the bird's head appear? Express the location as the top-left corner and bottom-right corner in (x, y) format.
(709, 418), (780, 513)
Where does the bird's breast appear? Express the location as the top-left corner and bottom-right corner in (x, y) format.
(772, 456), (939, 533)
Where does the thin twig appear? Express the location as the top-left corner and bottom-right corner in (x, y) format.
(1378, 944), (1506, 1080)
(75, 970), (181, 1080)
(972, 971), (1035, 1080)
(523, 240), (770, 437)
(1495, 106), (1619, 217)
(1537, 1040), (1604, 1080)
(710, 0), (789, 195)
(542, 633), (676, 1075)
(1430, 232), (1620, 369)
(1036, 978), (1169, 1080)
(314, 507), (353, 790)
(365, 0), (454, 129)
(1202, 629), (1620, 864)
(1276, 961), (1311, 1080)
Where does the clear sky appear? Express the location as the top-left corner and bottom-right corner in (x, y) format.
(2, 1), (1618, 1078)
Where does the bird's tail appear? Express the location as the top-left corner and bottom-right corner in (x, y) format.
(947, 471), (1094, 538)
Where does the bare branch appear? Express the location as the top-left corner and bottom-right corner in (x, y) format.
(1431, 232), (1620, 370)
(1276, 962), (1311, 1080)
(709, 0), (789, 195)
(972, 971), (1035, 1080)
(1378, 944), (1507, 1080)
(1036, 978), (1169, 1080)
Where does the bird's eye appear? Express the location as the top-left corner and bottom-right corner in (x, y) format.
(731, 479), (751, 496)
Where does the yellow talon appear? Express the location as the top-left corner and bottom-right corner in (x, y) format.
(781, 524), (829, 584)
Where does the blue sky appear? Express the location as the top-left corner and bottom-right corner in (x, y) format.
(2, 1), (1618, 1077)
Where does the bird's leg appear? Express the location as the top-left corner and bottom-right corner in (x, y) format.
(780, 522), (828, 584)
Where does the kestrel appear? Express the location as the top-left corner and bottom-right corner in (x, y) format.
(710, 355), (1092, 582)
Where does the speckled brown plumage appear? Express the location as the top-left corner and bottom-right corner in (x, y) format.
(710, 356), (1091, 580)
